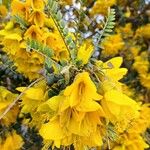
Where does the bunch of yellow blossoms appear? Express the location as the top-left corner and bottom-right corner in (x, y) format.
(18, 57), (141, 149)
(0, 0), (150, 150)
(0, 0), (68, 80)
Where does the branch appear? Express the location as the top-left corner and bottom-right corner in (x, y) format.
(47, 0), (76, 60)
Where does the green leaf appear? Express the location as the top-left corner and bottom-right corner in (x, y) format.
(60, 60), (68, 66)
(59, 20), (65, 28)
(109, 22), (115, 25)
(106, 25), (115, 29)
(48, 0), (53, 7)
(94, 7), (116, 45)
(27, 39), (54, 58)
(51, 1), (58, 13)
(45, 58), (53, 67)
(103, 33), (111, 37)
(13, 15), (28, 29)
(56, 11), (62, 20)
(66, 36), (72, 44)
(105, 29), (113, 32)
(63, 28), (69, 36)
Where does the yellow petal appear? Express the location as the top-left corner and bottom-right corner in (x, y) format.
(39, 119), (65, 140)
(59, 97), (70, 112)
(104, 57), (123, 68)
(4, 21), (14, 30)
(64, 72), (102, 108)
(0, 102), (10, 110)
(0, 132), (23, 150)
(46, 96), (62, 111)
(77, 41), (94, 65)
(4, 33), (22, 41)
(76, 99), (101, 112)
(16, 87), (44, 100)
(106, 68), (128, 81)
(103, 90), (140, 121)
(104, 90), (139, 108)
(31, 0), (45, 10)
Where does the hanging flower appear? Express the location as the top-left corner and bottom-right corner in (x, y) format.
(102, 89), (140, 132)
(77, 40), (94, 65)
(0, 131), (23, 150)
(24, 25), (43, 41)
(44, 32), (70, 61)
(29, 9), (46, 27)
(0, 4), (8, 18)
(0, 87), (19, 126)
(40, 72), (105, 148)
(11, 0), (31, 20)
(30, 0), (45, 10)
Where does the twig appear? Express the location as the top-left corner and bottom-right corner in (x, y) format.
(0, 77), (45, 120)
(48, 10), (72, 60)
(107, 134), (111, 150)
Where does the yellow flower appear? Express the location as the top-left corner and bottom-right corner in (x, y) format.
(101, 34), (124, 56)
(113, 133), (149, 150)
(16, 80), (48, 114)
(121, 84), (135, 98)
(29, 9), (46, 27)
(129, 46), (141, 57)
(4, 21), (14, 30)
(11, 0), (30, 20)
(16, 80), (49, 128)
(133, 52), (149, 74)
(116, 23), (133, 38)
(73, 127), (103, 149)
(60, 0), (73, 5)
(0, 21), (15, 43)
(0, 131), (23, 150)
(40, 117), (67, 142)
(112, 104), (150, 150)
(13, 46), (44, 80)
(44, 18), (58, 32)
(2, 32), (22, 55)
(0, 26), (44, 80)
(40, 108), (104, 148)
(46, 72), (104, 116)
(0, 4), (7, 18)
(139, 74), (150, 89)
(95, 57), (139, 132)
(0, 24), (45, 80)
(102, 57), (127, 81)
(102, 89), (140, 132)
(40, 72), (104, 148)
(77, 40), (94, 65)
(0, 87), (19, 126)
(44, 32), (70, 61)
(90, 0), (116, 15)
(43, 18), (70, 61)
(30, 0), (45, 10)
(24, 25), (43, 41)
(63, 72), (102, 108)
(128, 104), (150, 134)
(135, 24), (150, 39)
(96, 57), (127, 92)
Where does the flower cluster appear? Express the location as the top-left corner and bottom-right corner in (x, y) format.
(0, 0), (68, 80)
